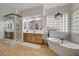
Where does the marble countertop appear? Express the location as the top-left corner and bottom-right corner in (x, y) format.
(24, 30), (46, 34)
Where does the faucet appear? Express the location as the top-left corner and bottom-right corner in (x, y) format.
(60, 38), (64, 43)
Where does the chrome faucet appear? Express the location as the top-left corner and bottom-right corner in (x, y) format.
(60, 38), (64, 43)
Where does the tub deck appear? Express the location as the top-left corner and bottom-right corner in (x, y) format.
(47, 38), (79, 56)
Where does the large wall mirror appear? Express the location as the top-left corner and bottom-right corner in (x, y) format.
(28, 16), (45, 30)
(29, 20), (42, 30)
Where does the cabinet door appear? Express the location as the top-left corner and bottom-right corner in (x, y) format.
(36, 34), (44, 43)
(23, 33), (26, 41)
(31, 34), (35, 42)
(23, 33), (34, 42)
(25, 33), (31, 42)
(5, 32), (14, 39)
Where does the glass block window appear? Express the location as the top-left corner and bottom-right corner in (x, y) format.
(71, 8), (79, 33)
(46, 13), (68, 32)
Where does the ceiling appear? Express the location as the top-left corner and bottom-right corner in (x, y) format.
(43, 3), (69, 9)
(0, 3), (69, 16)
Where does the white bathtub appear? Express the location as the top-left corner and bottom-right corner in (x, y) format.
(47, 38), (79, 56)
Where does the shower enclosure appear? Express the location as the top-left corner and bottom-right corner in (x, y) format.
(3, 13), (22, 44)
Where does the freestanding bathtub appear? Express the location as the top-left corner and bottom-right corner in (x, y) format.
(47, 38), (79, 56)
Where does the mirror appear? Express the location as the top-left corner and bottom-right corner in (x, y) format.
(29, 20), (42, 30)
(28, 16), (45, 30)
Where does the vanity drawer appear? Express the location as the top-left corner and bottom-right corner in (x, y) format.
(35, 34), (42, 39)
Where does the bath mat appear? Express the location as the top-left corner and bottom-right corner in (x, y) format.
(19, 42), (41, 49)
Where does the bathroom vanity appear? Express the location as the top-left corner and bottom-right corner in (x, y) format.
(23, 16), (46, 44)
(5, 32), (14, 39)
(23, 32), (44, 44)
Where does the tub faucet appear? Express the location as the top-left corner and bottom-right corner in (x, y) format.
(60, 38), (64, 43)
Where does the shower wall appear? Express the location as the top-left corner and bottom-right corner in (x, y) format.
(70, 4), (79, 44)
(14, 15), (22, 42)
(3, 13), (22, 45)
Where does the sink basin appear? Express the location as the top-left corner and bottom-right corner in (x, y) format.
(27, 30), (45, 34)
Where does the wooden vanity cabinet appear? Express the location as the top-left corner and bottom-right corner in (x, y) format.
(5, 32), (14, 39)
(23, 33), (44, 44)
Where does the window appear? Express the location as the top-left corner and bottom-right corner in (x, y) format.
(71, 8), (79, 33)
(46, 13), (68, 32)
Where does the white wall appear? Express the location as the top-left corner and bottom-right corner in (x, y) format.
(0, 17), (4, 40)
(49, 31), (70, 40)
(71, 33), (79, 44)
(22, 17), (29, 33)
